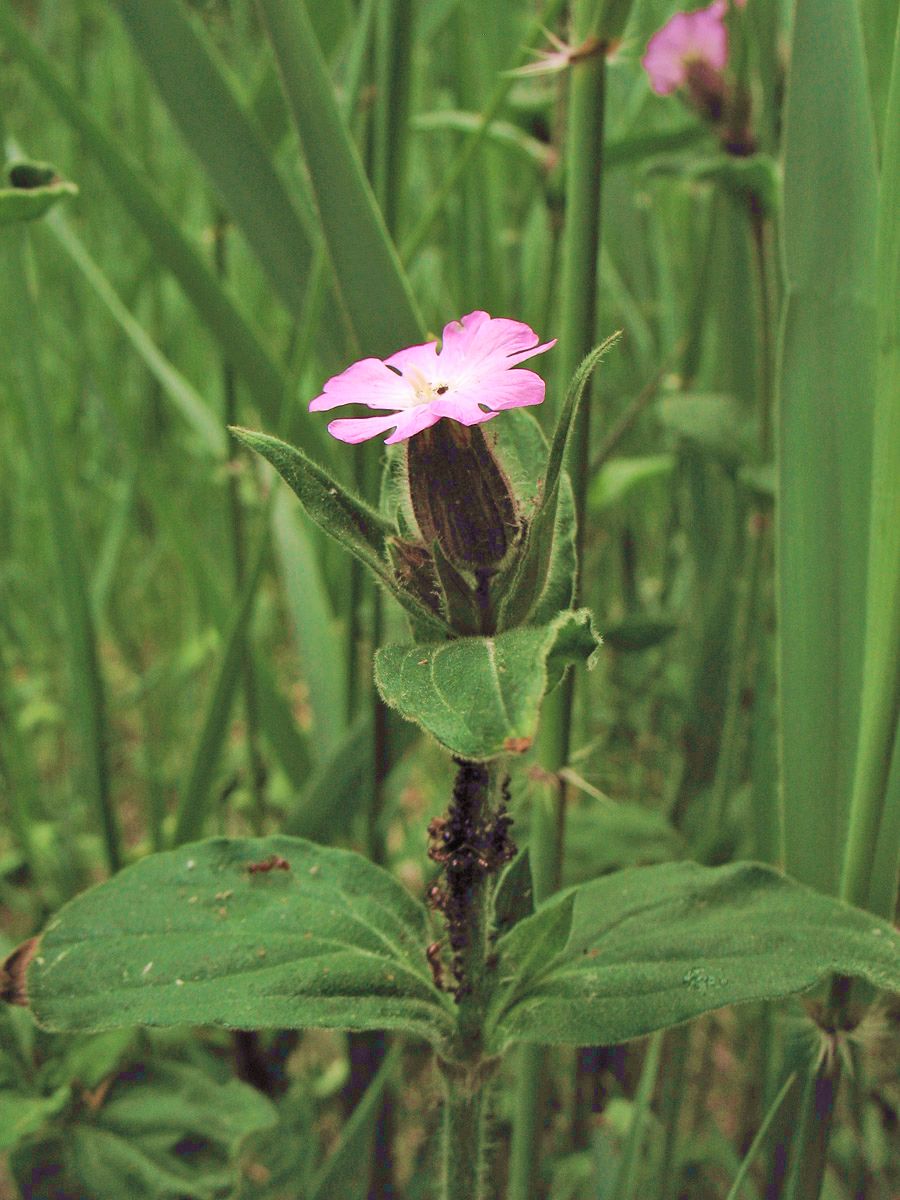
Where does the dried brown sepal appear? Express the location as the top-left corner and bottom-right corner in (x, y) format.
(1, 936), (39, 1007)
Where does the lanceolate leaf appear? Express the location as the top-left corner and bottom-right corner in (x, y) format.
(777, 0), (878, 895)
(112, 0), (318, 319)
(255, 0), (424, 357)
(499, 336), (619, 628)
(489, 861), (900, 1049)
(22, 837), (451, 1043)
(374, 610), (601, 760)
(232, 427), (451, 637)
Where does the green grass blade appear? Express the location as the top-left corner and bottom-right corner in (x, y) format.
(309, 1045), (400, 1200)
(111, 0), (317, 319)
(255, 0), (424, 355)
(272, 488), (346, 757)
(172, 526), (270, 847)
(840, 11), (900, 918)
(724, 1072), (797, 1200)
(45, 212), (227, 459)
(608, 1032), (663, 1200)
(776, 0), (878, 895)
(0, 2), (332, 466)
(0, 229), (121, 874)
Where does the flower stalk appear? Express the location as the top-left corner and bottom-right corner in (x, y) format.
(428, 759), (515, 1200)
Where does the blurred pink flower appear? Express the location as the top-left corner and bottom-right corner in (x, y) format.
(642, 1), (730, 96)
(309, 311), (556, 444)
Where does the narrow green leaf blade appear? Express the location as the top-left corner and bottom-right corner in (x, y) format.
(0, 229), (121, 873)
(255, 0), (424, 355)
(841, 11), (900, 918)
(0, 2), (331, 463)
(500, 336), (619, 627)
(67, 1060), (276, 1200)
(46, 210), (227, 458)
(374, 610), (601, 760)
(777, 0), (878, 893)
(172, 532), (269, 847)
(25, 837), (451, 1042)
(491, 862), (900, 1049)
(112, 0), (316, 317)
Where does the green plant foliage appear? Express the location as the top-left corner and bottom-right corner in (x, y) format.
(12, 1058), (276, 1200)
(0, 160), (78, 225)
(0, 1011), (70, 1151)
(588, 453), (674, 512)
(489, 861), (900, 1048)
(25, 837), (451, 1042)
(655, 394), (755, 468)
(231, 426), (451, 636)
(255, 0), (423, 357)
(499, 336), (620, 628)
(374, 610), (601, 760)
(777, 0), (878, 896)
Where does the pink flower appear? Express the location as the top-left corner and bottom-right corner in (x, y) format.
(642, 1), (729, 96)
(309, 311), (556, 444)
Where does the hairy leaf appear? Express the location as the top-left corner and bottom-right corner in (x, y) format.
(23, 838), (451, 1043)
(375, 610), (601, 760)
(490, 861), (900, 1048)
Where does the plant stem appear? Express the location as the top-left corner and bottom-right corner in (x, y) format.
(441, 1074), (489, 1200)
(434, 760), (513, 1200)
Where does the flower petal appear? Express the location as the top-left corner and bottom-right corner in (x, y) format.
(450, 367), (547, 412)
(428, 395), (501, 426)
(326, 412), (406, 443)
(309, 357), (415, 413)
(384, 339), (441, 376)
(384, 405), (444, 444)
(642, 2), (728, 95)
(438, 311), (555, 381)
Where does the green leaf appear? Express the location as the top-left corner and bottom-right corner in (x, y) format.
(46, 210), (227, 459)
(255, 0), (424, 356)
(0, 160), (77, 225)
(309, 1044), (399, 1200)
(172, 530), (270, 846)
(499, 336), (619, 628)
(600, 615), (678, 653)
(777, 0), (878, 895)
(111, 0), (318, 320)
(588, 454), (675, 513)
(272, 488), (346, 756)
(489, 861), (900, 1049)
(840, 12), (900, 919)
(0, 3), (331, 462)
(66, 1059), (276, 1200)
(0, 225), (121, 873)
(25, 837), (450, 1043)
(494, 893), (575, 1004)
(649, 153), (780, 217)
(656, 394), (754, 467)
(374, 610), (601, 760)
(232, 426), (451, 637)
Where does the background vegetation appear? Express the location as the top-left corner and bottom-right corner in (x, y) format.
(0, 0), (897, 1197)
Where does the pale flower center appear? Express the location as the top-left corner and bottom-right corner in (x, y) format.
(404, 366), (451, 405)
